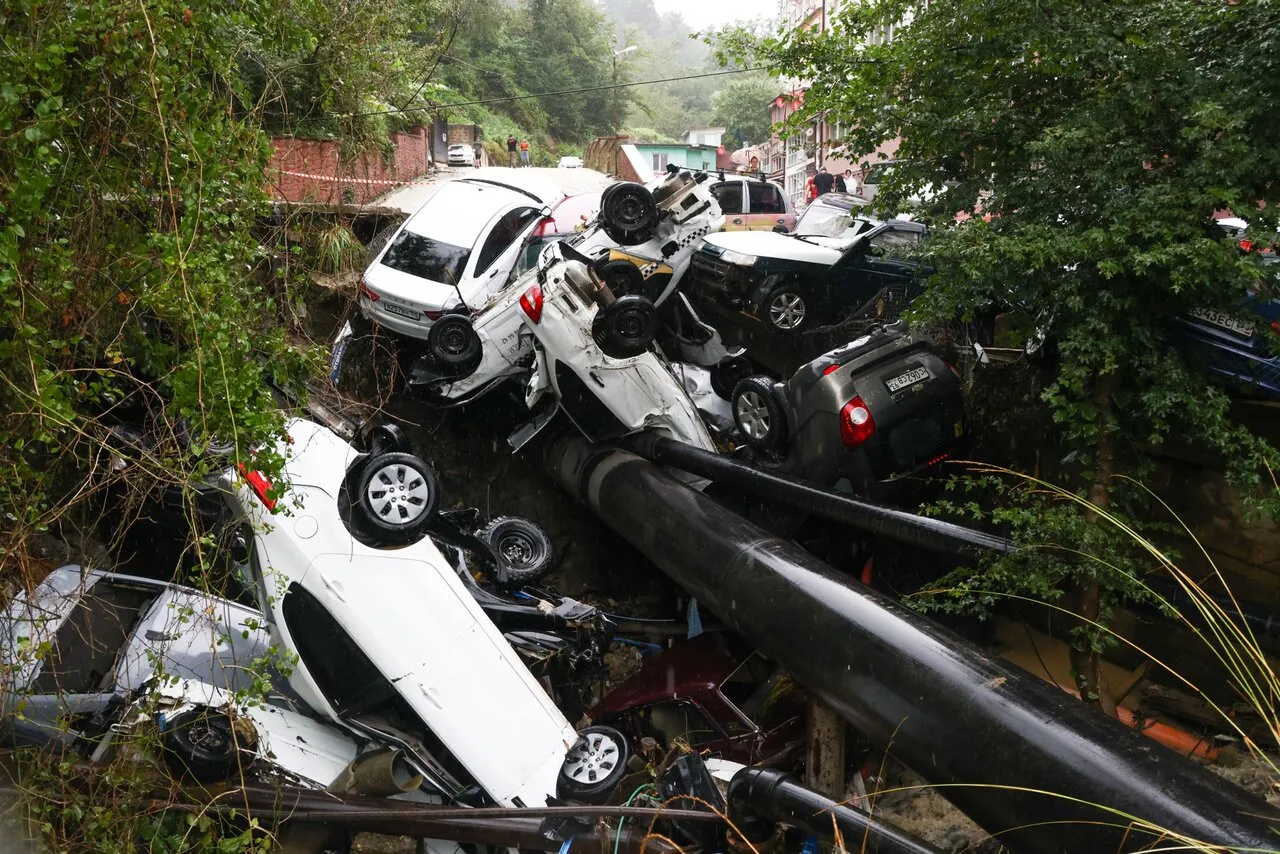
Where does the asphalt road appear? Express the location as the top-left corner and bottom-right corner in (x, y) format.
(377, 165), (614, 214)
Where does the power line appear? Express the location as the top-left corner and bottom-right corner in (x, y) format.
(347, 66), (762, 118)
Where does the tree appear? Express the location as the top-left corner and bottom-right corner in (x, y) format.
(712, 75), (778, 148)
(721, 0), (1280, 708)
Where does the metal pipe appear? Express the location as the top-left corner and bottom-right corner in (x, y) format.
(620, 434), (1015, 556)
(727, 767), (944, 854)
(544, 437), (1280, 853)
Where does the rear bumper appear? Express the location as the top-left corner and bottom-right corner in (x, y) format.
(359, 298), (435, 342)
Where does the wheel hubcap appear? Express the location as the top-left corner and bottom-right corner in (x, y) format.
(735, 390), (771, 440)
(769, 293), (806, 329)
(563, 732), (620, 784)
(367, 464), (431, 524)
(189, 722), (230, 752)
(616, 308), (646, 339)
(613, 196), (645, 227)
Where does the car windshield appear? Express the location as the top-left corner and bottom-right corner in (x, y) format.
(380, 231), (471, 285)
(795, 203), (876, 241)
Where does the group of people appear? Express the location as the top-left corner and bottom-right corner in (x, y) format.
(806, 166), (856, 202)
(506, 134), (531, 167)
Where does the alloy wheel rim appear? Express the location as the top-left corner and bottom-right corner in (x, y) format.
(769, 293), (806, 329)
(735, 390), (771, 440)
(563, 731), (620, 784)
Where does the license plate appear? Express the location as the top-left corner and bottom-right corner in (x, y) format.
(886, 366), (930, 392)
(1189, 307), (1253, 338)
(383, 302), (421, 321)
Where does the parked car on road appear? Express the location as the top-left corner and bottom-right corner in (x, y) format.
(689, 199), (927, 339)
(222, 417), (628, 807)
(708, 174), (797, 233)
(358, 171), (566, 342)
(557, 155), (584, 169)
(730, 320), (966, 493)
(447, 144), (477, 167)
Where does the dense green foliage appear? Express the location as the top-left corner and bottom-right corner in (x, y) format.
(721, 0), (1280, 701)
(713, 75), (779, 148)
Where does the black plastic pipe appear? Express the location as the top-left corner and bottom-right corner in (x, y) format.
(620, 434), (1015, 556)
(544, 437), (1280, 853)
(727, 768), (943, 854)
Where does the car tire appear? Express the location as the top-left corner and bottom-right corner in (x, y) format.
(162, 707), (254, 783)
(761, 282), (810, 334)
(592, 295), (659, 359)
(350, 452), (440, 545)
(357, 422), (413, 457)
(600, 182), (660, 246)
(477, 516), (556, 588)
(709, 356), (754, 400)
(556, 725), (629, 804)
(427, 313), (482, 377)
(732, 375), (787, 451)
(597, 259), (645, 297)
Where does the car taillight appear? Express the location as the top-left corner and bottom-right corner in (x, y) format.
(840, 396), (876, 448)
(359, 278), (380, 302)
(823, 364), (841, 376)
(238, 463), (277, 512)
(520, 283), (544, 323)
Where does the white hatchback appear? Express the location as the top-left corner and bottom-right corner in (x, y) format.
(359, 173), (566, 342)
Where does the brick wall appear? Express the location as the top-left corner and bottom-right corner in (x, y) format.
(268, 126), (432, 205)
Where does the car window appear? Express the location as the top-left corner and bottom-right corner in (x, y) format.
(473, 207), (541, 276)
(512, 235), (562, 281)
(32, 581), (158, 694)
(643, 700), (721, 747)
(381, 231), (471, 285)
(869, 226), (921, 249)
(281, 582), (396, 716)
(748, 182), (785, 215)
(863, 162), (895, 186)
(711, 181), (745, 215)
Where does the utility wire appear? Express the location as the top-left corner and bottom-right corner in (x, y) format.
(348, 66), (762, 118)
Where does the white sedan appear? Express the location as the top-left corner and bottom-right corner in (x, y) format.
(557, 155), (584, 169)
(358, 171), (565, 342)
(446, 144), (476, 167)
(223, 418), (628, 807)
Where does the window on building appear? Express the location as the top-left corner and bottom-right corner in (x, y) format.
(652, 153), (669, 171)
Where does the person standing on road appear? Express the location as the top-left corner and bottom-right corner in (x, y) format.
(806, 171), (817, 203)
(519, 138), (531, 167)
(473, 139), (484, 168)
(507, 135), (518, 167)
(814, 166), (835, 196)
(834, 171), (847, 193)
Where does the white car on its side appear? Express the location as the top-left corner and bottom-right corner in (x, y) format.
(358, 171), (566, 342)
(223, 417), (628, 808)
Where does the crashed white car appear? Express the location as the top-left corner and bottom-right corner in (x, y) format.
(0, 566), (362, 789)
(222, 417), (628, 807)
(358, 170), (566, 341)
(364, 169), (731, 451)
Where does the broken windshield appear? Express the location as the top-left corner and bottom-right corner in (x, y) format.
(795, 204), (876, 241)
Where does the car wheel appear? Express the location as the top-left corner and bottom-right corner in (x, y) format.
(356, 422), (413, 457)
(477, 516), (556, 588)
(162, 707), (255, 783)
(427, 313), (482, 376)
(351, 452), (440, 545)
(599, 182), (660, 246)
(556, 725), (629, 804)
(597, 259), (645, 297)
(709, 355), (754, 400)
(761, 283), (809, 334)
(732, 375), (787, 451)
(592, 295), (659, 359)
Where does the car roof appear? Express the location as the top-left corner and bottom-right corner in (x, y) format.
(810, 192), (871, 212)
(402, 180), (531, 247)
(463, 169), (564, 205)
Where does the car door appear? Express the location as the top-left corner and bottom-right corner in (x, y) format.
(830, 222), (924, 318)
(744, 181), (795, 232)
(710, 180), (748, 230)
(464, 205), (544, 308)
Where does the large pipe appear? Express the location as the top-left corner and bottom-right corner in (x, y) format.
(545, 437), (1280, 853)
(727, 767), (944, 854)
(620, 434), (1015, 555)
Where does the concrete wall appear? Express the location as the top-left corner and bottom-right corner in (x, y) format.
(269, 127), (432, 206)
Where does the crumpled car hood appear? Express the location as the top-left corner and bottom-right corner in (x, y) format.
(704, 230), (843, 266)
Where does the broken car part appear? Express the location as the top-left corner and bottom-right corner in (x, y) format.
(544, 436), (1279, 852)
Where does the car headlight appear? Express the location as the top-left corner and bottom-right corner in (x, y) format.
(719, 249), (758, 266)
